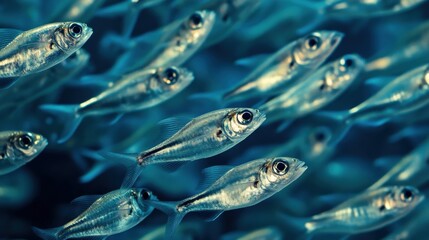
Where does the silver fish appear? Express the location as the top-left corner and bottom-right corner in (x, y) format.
(331, 64), (429, 125)
(103, 108), (266, 188)
(0, 131), (48, 175)
(221, 227), (283, 240)
(320, 0), (428, 18)
(0, 22), (92, 78)
(33, 188), (156, 240)
(369, 136), (429, 190)
(221, 31), (343, 102)
(260, 54), (365, 124)
(283, 186), (424, 235)
(0, 49), (90, 114)
(108, 10), (216, 75)
(40, 66), (194, 143)
(365, 20), (429, 76)
(147, 157), (307, 239)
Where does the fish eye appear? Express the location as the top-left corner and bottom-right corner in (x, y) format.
(163, 67), (179, 85)
(188, 13), (204, 30)
(272, 160), (289, 175)
(305, 35), (321, 50)
(141, 190), (151, 200)
(237, 110), (253, 125)
(18, 134), (34, 149)
(68, 23), (83, 39)
(340, 57), (354, 69)
(400, 188), (414, 202)
(311, 127), (331, 143)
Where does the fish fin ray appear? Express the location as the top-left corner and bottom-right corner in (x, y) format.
(196, 165), (233, 192)
(39, 104), (81, 143)
(32, 226), (61, 240)
(0, 29), (22, 49)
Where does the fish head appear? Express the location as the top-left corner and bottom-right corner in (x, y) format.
(221, 108), (266, 141)
(154, 66), (194, 94)
(181, 10), (216, 45)
(379, 186), (424, 217)
(5, 131), (48, 165)
(259, 157), (307, 191)
(135, 188), (158, 211)
(293, 31), (343, 66)
(323, 54), (365, 92)
(53, 22), (93, 53)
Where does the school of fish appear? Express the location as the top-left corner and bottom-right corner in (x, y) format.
(1, 0), (429, 239)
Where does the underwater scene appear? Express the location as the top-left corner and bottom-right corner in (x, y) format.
(2, 0), (429, 239)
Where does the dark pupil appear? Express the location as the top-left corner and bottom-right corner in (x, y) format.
(314, 131), (326, 142)
(190, 14), (202, 26)
(20, 135), (32, 148)
(344, 59), (354, 67)
(402, 189), (413, 200)
(72, 24), (82, 34)
(241, 111), (252, 121)
(142, 191), (150, 200)
(276, 162), (286, 171)
(308, 37), (318, 48)
(166, 68), (178, 82)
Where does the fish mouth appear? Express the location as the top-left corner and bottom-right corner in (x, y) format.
(297, 161), (307, 170)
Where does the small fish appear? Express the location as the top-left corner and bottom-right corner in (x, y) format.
(221, 227), (283, 240)
(107, 10), (215, 75)
(282, 186), (424, 235)
(147, 157), (307, 239)
(0, 22), (92, 79)
(33, 188), (156, 240)
(195, 31), (343, 102)
(103, 108), (265, 188)
(202, 0), (261, 46)
(365, 20), (429, 76)
(40, 66), (194, 143)
(260, 54), (365, 124)
(0, 49), (90, 114)
(369, 136), (429, 190)
(48, 0), (107, 22)
(325, 64), (429, 126)
(0, 131), (48, 175)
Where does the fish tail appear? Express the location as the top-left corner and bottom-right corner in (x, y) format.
(146, 200), (185, 240)
(97, 151), (141, 188)
(39, 104), (82, 144)
(77, 149), (114, 183)
(32, 226), (62, 240)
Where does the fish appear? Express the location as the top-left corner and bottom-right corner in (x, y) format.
(0, 131), (48, 175)
(281, 186), (424, 236)
(221, 227), (283, 240)
(324, 64), (429, 127)
(194, 30), (343, 102)
(0, 49), (90, 115)
(33, 188), (156, 240)
(104, 10), (215, 76)
(146, 157), (307, 239)
(365, 20), (429, 76)
(260, 54), (365, 124)
(0, 22), (92, 80)
(40, 66), (194, 143)
(202, 0), (261, 46)
(47, 0), (107, 22)
(102, 108), (265, 188)
(369, 136), (429, 190)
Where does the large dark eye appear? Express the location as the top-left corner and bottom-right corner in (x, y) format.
(69, 23), (83, 38)
(312, 127), (331, 143)
(340, 57), (354, 70)
(188, 12), (204, 30)
(141, 190), (151, 200)
(400, 188), (414, 202)
(305, 35), (321, 50)
(18, 134), (33, 149)
(237, 110), (253, 125)
(163, 67), (179, 85)
(273, 160), (289, 175)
